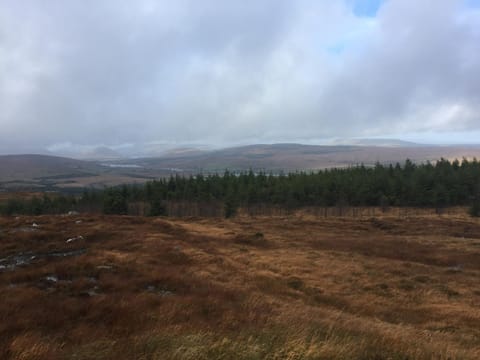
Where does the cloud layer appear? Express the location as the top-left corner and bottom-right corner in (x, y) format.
(0, 0), (479, 153)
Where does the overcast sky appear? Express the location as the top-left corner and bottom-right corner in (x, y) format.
(1, 0), (479, 155)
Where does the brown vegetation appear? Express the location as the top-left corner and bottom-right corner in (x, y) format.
(1, 210), (480, 359)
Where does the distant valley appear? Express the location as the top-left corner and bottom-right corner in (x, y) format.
(2, 142), (480, 192)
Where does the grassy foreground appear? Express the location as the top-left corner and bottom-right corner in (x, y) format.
(1, 210), (480, 359)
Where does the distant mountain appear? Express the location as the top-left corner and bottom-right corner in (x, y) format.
(3, 143), (480, 191)
(140, 143), (213, 158)
(123, 143), (480, 173)
(161, 147), (210, 157)
(80, 146), (123, 160)
(47, 146), (123, 160)
(329, 138), (421, 147)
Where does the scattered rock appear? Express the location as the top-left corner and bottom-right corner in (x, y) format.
(446, 265), (463, 273)
(0, 253), (36, 271)
(48, 249), (87, 258)
(145, 285), (174, 297)
(0, 249), (87, 271)
(80, 286), (100, 297)
(45, 275), (58, 283)
(66, 235), (84, 243)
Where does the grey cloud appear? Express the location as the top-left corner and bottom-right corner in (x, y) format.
(0, 0), (479, 154)
(312, 0), (480, 136)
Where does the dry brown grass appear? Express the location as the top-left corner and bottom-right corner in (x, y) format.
(1, 210), (480, 359)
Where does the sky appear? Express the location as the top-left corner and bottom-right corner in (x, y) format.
(0, 0), (479, 155)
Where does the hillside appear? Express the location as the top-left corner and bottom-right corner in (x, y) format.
(1, 211), (480, 358)
(329, 138), (421, 147)
(129, 143), (480, 172)
(0, 155), (102, 183)
(2, 144), (480, 191)
(0, 155), (155, 191)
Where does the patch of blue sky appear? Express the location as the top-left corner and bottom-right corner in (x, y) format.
(326, 41), (348, 55)
(325, 19), (377, 57)
(465, 0), (480, 8)
(348, 0), (385, 17)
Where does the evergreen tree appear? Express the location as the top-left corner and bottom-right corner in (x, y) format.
(149, 196), (167, 216)
(103, 189), (128, 215)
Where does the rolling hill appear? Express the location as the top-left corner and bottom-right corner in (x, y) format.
(2, 143), (480, 191)
(0, 155), (101, 181)
(126, 143), (480, 172)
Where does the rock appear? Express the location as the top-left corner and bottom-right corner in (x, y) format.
(159, 290), (173, 297)
(80, 286), (99, 297)
(47, 249), (87, 257)
(45, 275), (58, 283)
(446, 265), (463, 273)
(145, 284), (174, 297)
(66, 235), (84, 243)
(1, 249), (86, 271)
(32, 223), (39, 228)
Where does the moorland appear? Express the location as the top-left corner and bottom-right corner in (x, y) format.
(1, 209), (480, 359)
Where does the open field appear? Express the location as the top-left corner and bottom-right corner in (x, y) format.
(1, 212), (480, 359)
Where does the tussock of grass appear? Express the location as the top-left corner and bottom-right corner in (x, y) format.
(1, 212), (480, 359)
(233, 232), (269, 247)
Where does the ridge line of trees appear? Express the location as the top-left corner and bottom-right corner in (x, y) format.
(2, 158), (480, 217)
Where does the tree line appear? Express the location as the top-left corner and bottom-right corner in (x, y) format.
(2, 158), (480, 217)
